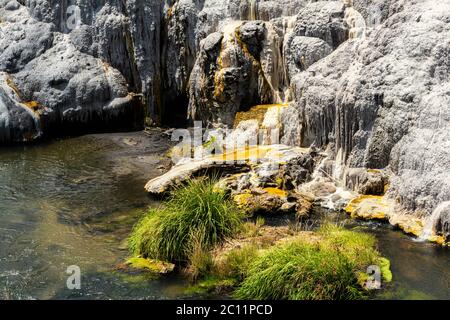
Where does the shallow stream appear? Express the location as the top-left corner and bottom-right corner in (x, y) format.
(0, 132), (448, 299)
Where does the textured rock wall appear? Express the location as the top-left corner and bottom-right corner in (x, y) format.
(1, 0), (450, 236)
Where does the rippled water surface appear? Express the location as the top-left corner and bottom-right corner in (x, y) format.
(0, 131), (188, 299)
(0, 132), (448, 299)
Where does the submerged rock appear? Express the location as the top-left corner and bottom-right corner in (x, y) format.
(125, 257), (175, 274)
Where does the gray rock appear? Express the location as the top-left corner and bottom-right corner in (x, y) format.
(1, 0), (450, 233)
(435, 203), (450, 241)
(285, 0), (450, 218)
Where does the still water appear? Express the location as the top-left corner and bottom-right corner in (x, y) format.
(0, 132), (448, 299)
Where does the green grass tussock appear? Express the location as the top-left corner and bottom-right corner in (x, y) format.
(129, 179), (245, 262)
(215, 243), (261, 281)
(234, 224), (389, 300)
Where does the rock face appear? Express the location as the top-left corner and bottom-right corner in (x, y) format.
(0, 0), (158, 142)
(1, 0), (450, 239)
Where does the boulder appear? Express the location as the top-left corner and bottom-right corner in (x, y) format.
(145, 145), (315, 194)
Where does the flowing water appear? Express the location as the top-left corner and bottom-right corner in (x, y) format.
(0, 132), (448, 300)
(0, 131), (188, 300)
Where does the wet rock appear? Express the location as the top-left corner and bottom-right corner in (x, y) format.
(435, 202), (450, 242)
(389, 215), (425, 238)
(345, 195), (391, 221)
(285, 36), (333, 80)
(234, 188), (288, 215)
(345, 168), (389, 196)
(303, 181), (337, 198)
(0, 73), (41, 142)
(125, 257), (175, 274)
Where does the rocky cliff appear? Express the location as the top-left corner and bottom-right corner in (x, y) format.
(0, 0), (449, 239)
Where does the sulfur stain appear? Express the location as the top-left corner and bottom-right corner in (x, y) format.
(263, 187), (288, 198)
(345, 195), (390, 221)
(234, 104), (288, 128)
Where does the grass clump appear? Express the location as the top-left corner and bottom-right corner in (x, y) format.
(129, 179), (245, 263)
(215, 243), (261, 281)
(234, 224), (390, 300)
(185, 231), (215, 280)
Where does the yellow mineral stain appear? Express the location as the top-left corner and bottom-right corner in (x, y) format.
(211, 145), (272, 163)
(234, 192), (253, 208)
(263, 187), (288, 198)
(345, 195), (390, 220)
(23, 101), (41, 111)
(234, 104), (288, 128)
(6, 76), (21, 97)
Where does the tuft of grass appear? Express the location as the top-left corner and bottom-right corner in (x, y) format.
(240, 216), (265, 238)
(215, 243), (261, 281)
(316, 224), (379, 269)
(185, 230), (215, 280)
(129, 179), (245, 262)
(234, 224), (388, 300)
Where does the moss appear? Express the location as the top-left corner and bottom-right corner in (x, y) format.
(125, 257), (175, 274)
(378, 257), (393, 283)
(185, 276), (236, 296)
(275, 176), (284, 188)
(234, 192), (252, 208)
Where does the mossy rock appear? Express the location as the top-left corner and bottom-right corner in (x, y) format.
(378, 257), (393, 283)
(125, 257), (175, 274)
(185, 277), (236, 296)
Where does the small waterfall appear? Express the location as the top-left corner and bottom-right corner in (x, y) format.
(301, 154), (355, 210)
(334, 148), (346, 181)
(261, 18), (296, 104)
(420, 201), (449, 240)
(249, 0), (257, 21)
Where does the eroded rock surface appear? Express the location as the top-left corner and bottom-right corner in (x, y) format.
(2, 0), (450, 239)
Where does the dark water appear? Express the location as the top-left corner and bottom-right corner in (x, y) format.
(0, 133), (448, 300)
